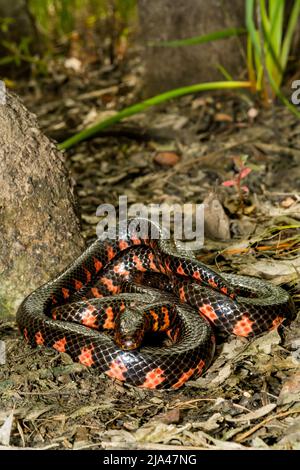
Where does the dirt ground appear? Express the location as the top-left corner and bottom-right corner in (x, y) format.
(1, 52), (300, 450)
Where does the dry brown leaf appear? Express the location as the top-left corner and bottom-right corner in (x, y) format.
(278, 372), (300, 406)
(281, 197), (296, 208)
(69, 403), (112, 419)
(239, 258), (300, 284)
(192, 413), (223, 431)
(277, 417), (300, 449)
(225, 403), (276, 423)
(154, 408), (181, 425)
(24, 406), (54, 421)
(135, 422), (190, 444)
(0, 411), (13, 446)
(247, 329), (281, 355)
(204, 193), (231, 240)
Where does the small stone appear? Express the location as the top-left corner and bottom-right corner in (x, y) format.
(214, 113), (233, 122)
(154, 151), (180, 166)
(281, 197), (295, 208)
(247, 107), (259, 120)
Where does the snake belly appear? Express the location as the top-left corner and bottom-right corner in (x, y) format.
(16, 218), (296, 389)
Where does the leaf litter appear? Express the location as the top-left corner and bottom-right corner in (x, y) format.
(1, 50), (300, 450)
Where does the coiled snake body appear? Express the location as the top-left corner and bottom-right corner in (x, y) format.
(17, 218), (296, 389)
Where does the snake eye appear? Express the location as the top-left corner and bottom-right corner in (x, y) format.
(121, 339), (138, 350)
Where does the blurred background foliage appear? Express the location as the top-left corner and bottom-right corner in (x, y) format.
(29, 0), (137, 48)
(0, 0), (138, 74)
(0, 0), (299, 129)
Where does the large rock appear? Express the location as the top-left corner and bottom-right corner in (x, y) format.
(0, 91), (84, 316)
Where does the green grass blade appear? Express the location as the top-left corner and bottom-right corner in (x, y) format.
(259, 0), (270, 34)
(260, 16), (284, 86)
(0, 56), (15, 65)
(252, 29), (264, 91)
(217, 64), (234, 81)
(149, 27), (246, 47)
(58, 81), (251, 150)
(281, 0), (300, 71)
(247, 35), (257, 90)
(267, 72), (300, 118)
(268, 0), (284, 57)
(258, 0), (272, 82)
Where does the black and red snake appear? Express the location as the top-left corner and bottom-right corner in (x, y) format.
(16, 218), (296, 389)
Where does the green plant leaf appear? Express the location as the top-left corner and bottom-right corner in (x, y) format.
(246, 0), (262, 61)
(260, 16), (283, 86)
(217, 64), (234, 81)
(58, 80), (251, 150)
(281, 0), (300, 71)
(267, 72), (300, 118)
(268, 0), (283, 58)
(0, 56), (15, 65)
(149, 27), (246, 47)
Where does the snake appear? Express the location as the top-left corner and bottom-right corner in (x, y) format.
(16, 218), (296, 390)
